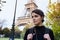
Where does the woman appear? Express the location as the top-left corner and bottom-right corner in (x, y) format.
(24, 9), (54, 40)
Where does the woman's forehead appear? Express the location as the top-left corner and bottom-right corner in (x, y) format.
(31, 12), (41, 16)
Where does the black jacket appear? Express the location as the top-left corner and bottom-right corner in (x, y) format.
(24, 26), (54, 40)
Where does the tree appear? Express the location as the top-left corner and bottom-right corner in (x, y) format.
(3, 27), (10, 37)
(14, 26), (21, 38)
(0, 27), (3, 34)
(46, 2), (60, 40)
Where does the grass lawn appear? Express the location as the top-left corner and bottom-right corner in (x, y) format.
(0, 38), (23, 40)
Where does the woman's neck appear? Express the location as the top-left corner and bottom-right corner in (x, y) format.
(36, 22), (43, 27)
(39, 23), (43, 26)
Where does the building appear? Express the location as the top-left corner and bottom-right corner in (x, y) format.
(16, 0), (38, 29)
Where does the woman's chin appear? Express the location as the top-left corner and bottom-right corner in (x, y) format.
(34, 23), (39, 25)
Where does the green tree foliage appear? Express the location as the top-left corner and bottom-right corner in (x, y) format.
(14, 26), (21, 38)
(3, 27), (10, 37)
(46, 3), (60, 40)
(21, 23), (33, 38)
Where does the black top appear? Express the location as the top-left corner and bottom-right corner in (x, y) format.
(24, 26), (54, 40)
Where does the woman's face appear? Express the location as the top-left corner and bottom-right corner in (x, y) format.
(31, 12), (43, 25)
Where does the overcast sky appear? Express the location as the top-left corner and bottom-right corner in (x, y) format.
(0, 0), (56, 29)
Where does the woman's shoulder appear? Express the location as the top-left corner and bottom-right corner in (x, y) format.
(27, 26), (35, 30)
(26, 26), (35, 33)
(45, 27), (53, 34)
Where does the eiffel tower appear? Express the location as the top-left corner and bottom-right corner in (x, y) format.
(16, 0), (38, 28)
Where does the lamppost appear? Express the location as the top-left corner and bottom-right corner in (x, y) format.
(9, 0), (17, 40)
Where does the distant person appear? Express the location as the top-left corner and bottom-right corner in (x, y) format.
(24, 9), (54, 40)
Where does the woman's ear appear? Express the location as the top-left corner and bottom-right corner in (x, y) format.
(41, 16), (44, 22)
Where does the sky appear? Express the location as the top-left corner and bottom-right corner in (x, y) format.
(0, 0), (57, 29)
